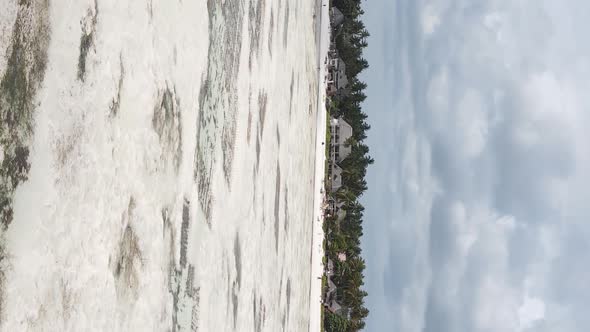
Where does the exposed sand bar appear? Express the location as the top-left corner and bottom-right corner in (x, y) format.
(0, 0), (322, 330)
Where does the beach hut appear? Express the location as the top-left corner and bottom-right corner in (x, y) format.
(331, 8), (345, 28)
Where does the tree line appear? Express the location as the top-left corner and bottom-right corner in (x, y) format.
(324, 0), (372, 331)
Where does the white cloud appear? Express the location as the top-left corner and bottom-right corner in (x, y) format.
(426, 66), (449, 123)
(421, 4), (441, 35)
(454, 89), (488, 159)
(475, 276), (520, 331)
(518, 295), (546, 331)
(362, 0), (590, 331)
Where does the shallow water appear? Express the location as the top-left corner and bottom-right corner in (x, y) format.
(0, 0), (320, 331)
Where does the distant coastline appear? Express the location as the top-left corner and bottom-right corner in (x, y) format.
(308, 0), (331, 331)
(319, 0), (373, 331)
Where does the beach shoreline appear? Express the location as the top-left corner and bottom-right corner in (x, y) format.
(308, 0), (330, 330)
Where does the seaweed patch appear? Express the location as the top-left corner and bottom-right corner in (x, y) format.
(77, 0), (98, 81)
(152, 84), (183, 173)
(0, 0), (50, 228)
(109, 54), (124, 117)
(195, 0), (245, 222)
(112, 198), (143, 303)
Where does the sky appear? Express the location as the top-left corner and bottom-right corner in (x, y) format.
(360, 1), (590, 331)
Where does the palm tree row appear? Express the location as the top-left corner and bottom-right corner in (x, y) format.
(324, 0), (372, 331)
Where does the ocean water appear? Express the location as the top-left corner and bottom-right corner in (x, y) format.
(0, 0), (321, 331)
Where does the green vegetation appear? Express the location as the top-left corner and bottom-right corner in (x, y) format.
(326, 107), (332, 159)
(325, 310), (350, 332)
(323, 0), (372, 331)
(321, 274), (328, 331)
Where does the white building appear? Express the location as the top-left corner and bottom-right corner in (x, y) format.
(329, 117), (353, 193)
(334, 58), (348, 91)
(330, 164), (343, 192)
(330, 117), (353, 163)
(331, 7), (345, 28)
(326, 259), (335, 277)
(327, 58), (349, 96)
(328, 199), (347, 221)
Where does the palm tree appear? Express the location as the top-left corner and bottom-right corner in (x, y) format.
(325, 310), (349, 332)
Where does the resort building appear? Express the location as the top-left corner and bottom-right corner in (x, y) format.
(328, 199), (347, 221)
(327, 259), (335, 277)
(330, 117), (353, 163)
(325, 278), (349, 317)
(327, 58), (349, 96)
(334, 58), (349, 91)
(331, 7), (345, 28)
(328, 117), (354, 193)
(331, 164), (343, 192)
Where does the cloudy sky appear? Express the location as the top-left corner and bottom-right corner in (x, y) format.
(361, 0), (590, 331)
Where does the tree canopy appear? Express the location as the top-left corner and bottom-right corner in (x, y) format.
(324, 0), (372, 331)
